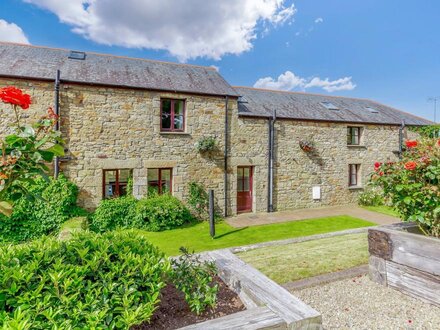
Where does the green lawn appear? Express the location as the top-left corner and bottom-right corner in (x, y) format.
(238, 233), (369, 284)
(362, 205), (400, 217)
(135, 215), (374, 256)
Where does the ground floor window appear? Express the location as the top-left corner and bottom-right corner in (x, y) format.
(103, 169), (131, 198)
(147, 168), (172, 195)
(349, 164), (360, 187)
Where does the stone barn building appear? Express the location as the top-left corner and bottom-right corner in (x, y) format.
(0, 42), (431, 216)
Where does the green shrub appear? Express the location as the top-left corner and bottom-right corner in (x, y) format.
(187, 181), (209, 220)
(137, 194), (193, 231)
(0, 175), (79, 243)
(0, 231), (169, 329)
(169, 247), (219, 315)
(358, 186), (385, 206)
(89, 197), (138, 233)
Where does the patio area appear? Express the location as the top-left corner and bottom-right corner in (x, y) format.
(226, 205), (399, 228)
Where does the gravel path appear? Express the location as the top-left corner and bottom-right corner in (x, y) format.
(291, 274), (440, 329)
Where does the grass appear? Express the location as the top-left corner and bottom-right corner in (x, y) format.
(136, 215), (374, 256)
(362, 205), (400, 217)
(238, 233), (369, 284)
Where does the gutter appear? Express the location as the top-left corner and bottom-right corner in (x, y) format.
(398, 120), (405, 159)
(224, 96), (229, 217)
(268, 110), (276, 212)
(54, 70), (61, 178)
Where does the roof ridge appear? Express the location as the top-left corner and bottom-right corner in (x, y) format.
(233, 85), (374, 102)
(0, 41), (217, 71)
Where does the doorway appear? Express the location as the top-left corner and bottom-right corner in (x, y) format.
(237, 166), (253, 213)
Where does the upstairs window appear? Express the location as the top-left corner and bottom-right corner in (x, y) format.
(103, 169), (131, 198)
(161, 99), (185, 132)
(147, 168), (172, 195)
(347, 127), (362, 145)
(348, 164), (360, 187)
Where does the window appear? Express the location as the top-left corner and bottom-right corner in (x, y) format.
(365, 106), (379, 114)
(147, 168), (172, 195)
(349, 164), (360, 187)
(347, 127), (362, 145)
(161, 99), (185, 132)
(320, 101), (339, 110)
(103, 169), (131, 198)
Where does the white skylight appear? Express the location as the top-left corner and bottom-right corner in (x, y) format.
(320, 101), (339, 110)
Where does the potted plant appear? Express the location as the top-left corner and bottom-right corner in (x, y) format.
(299, 140), (315, 152)
(368, 137), (440, 306)
(196, 136), (217, 153)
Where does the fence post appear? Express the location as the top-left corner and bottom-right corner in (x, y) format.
(209, 189), (215, 238)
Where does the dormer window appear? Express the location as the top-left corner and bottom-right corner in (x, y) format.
(320, 102), (339, 110)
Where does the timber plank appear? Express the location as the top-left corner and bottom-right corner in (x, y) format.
(386, 261), (440, 307)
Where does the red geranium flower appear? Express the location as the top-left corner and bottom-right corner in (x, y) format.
(405, 140), (418, 148)
(0, 86), (32, 110)
(404, 161), (417, 170)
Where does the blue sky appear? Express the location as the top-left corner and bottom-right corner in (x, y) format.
(0, 0), (438, 121)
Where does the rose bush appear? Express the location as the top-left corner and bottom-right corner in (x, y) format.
(372, 137), (440, 237)
(0, 86), (64, 216)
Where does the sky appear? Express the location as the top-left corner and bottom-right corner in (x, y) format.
(0, 0), (439, 122)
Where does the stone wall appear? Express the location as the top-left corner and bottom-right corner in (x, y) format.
(229, 112), (401, 214)
(0, 77), (405, 215)
(0, 78), (231, 211)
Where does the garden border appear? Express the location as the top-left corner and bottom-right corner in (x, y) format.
(181, 248), (322, 329)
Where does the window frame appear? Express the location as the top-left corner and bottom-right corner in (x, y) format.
(348, 164), (361, 187)
(347, 126), (362, 146)
(102, 169), (131, 199)
(147, 168), (173, 195)
(160, 98), (186, 132)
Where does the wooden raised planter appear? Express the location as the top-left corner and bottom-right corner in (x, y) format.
(368, 222), (440, 306)
(182, 249), (322, 329)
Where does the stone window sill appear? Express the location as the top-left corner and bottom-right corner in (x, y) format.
(160, 132), (191, 136)
(348, 186), (364, 190)
(347, 145), (367, 149)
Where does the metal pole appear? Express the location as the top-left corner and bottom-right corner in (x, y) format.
(209, 189), (215, 238)
(54, 70), (61, 179)
(268, 110), (276, 212)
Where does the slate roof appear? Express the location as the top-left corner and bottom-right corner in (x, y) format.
(0, 42), (238, 97)
(235, 87), (432, 126)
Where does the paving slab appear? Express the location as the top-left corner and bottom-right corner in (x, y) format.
(226, 204), (399, 228)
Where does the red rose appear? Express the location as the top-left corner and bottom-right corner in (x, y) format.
(0, 86), (32, 110)
(374, 162), (382, 171)
(437, 139), (440, 147)
(404, 161), (417, 170)
(405, 140), (418, 148)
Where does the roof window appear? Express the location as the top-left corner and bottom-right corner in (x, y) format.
(320, 101), (339, 110)
(366, 106), (379, 114)
(68, 50), (86, 60)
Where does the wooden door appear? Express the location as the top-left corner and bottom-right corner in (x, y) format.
(237, 166), (253, 213)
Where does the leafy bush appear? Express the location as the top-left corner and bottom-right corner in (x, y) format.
(195, 136), (217, 153)
(137, 194), (193, 231)
(410, 124), (440, 138)
(358, 186), (385, 206)
(0, 175), (79, 243)
(0, 231), (169, 329)
(187, 181), (209, 220)
(169, 247), (218, 315)
(372, 138), (440, 237)
(89, 196), (138, 233)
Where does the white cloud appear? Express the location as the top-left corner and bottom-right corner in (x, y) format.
(314, 17), (323, 24)
(0, 19), (30, 44)
(23, 0), (296, 61)
(254, 70), (356, 93)
(210, 65), (220, 72)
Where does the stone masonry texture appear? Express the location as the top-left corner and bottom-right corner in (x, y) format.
(1, 77), (404, 214)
